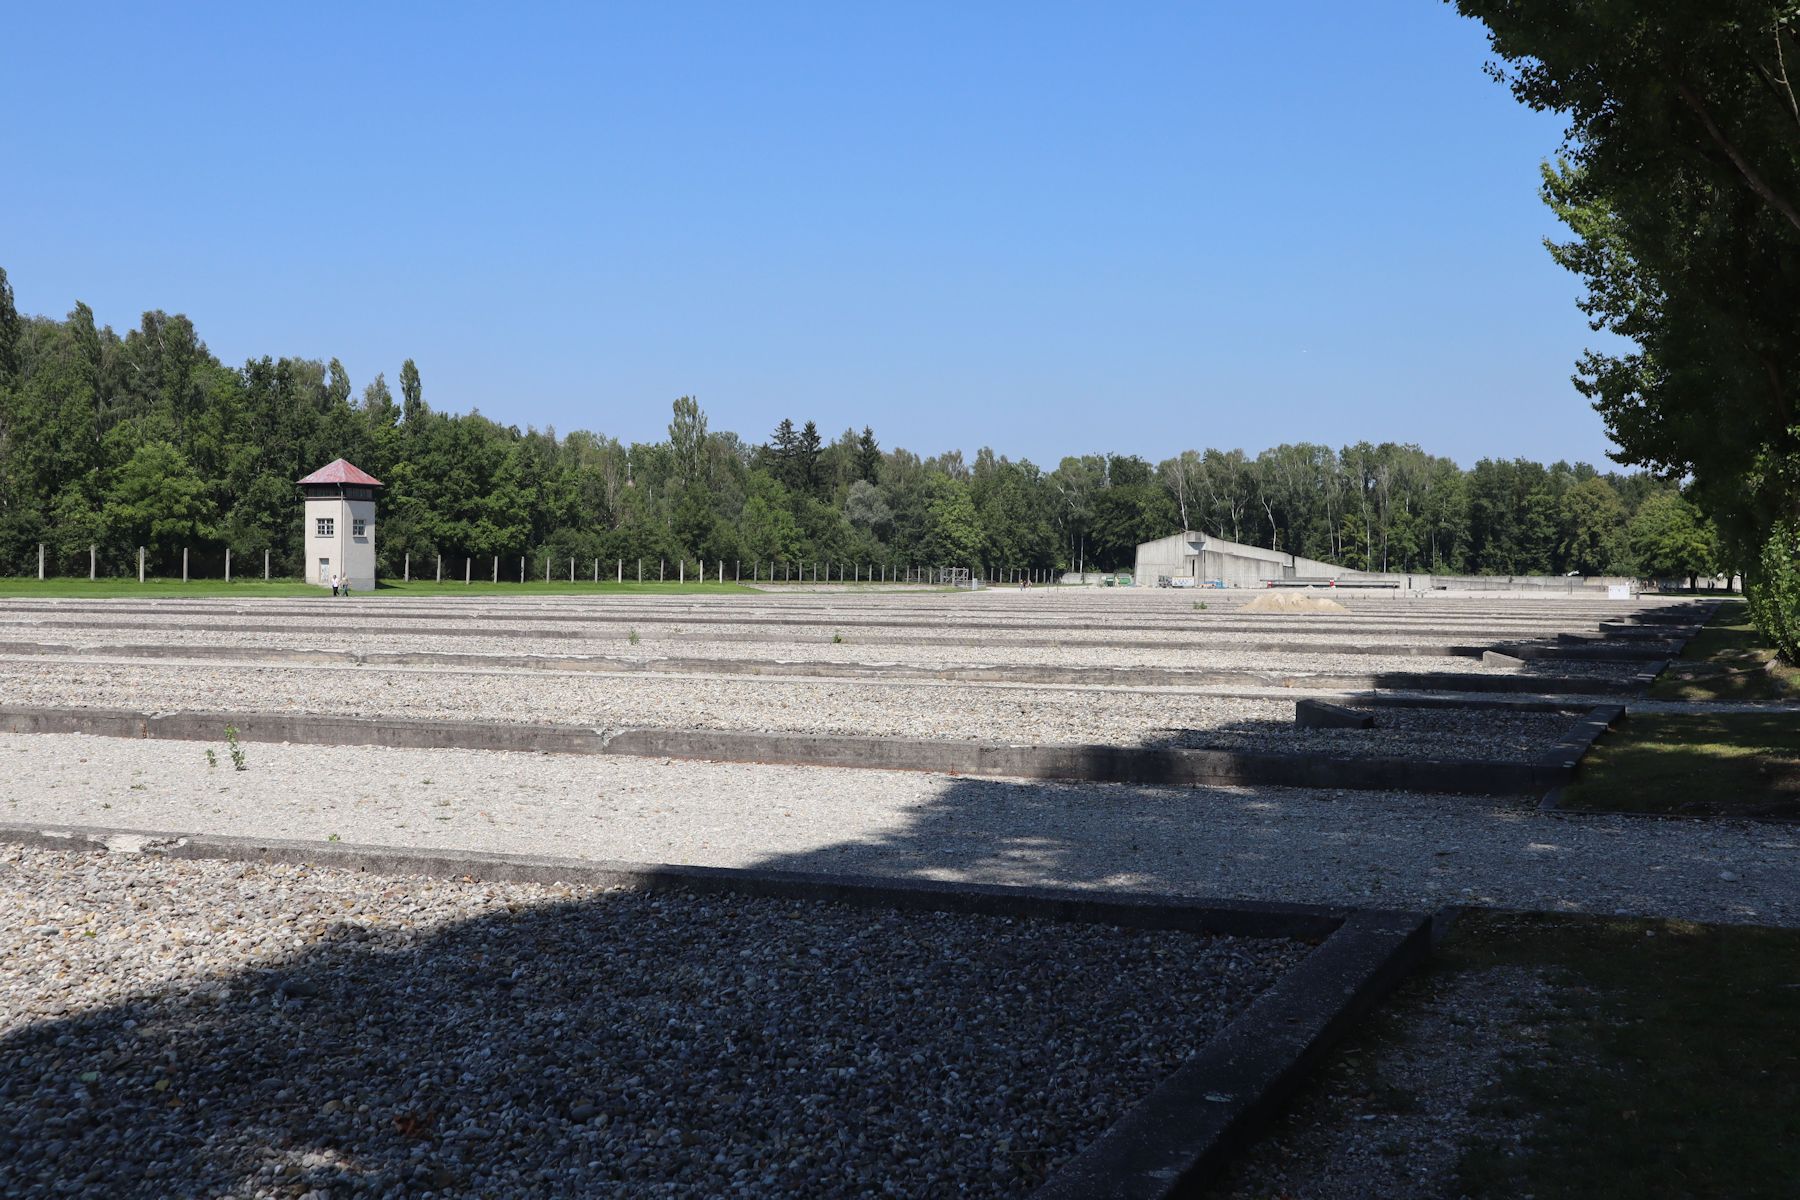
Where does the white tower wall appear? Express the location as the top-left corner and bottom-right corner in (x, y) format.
(302, 495), (378, 591)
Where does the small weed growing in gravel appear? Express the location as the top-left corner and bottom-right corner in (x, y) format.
(225, 726), (247, 772)
(628, 628), (640, 645)
(832, 631), (845, 644)
(1193, 601), (1208, 611)
(327, 833), (340, 842)
(204, 749), (217, 769)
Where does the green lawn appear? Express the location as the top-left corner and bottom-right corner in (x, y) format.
(1448, 911), (1800, 1199)
(1559, 602), (1800, 817)
(0, 577), (756, 598)
(1653, 599), (1800, 701)
(1559, 712), (1800, 818)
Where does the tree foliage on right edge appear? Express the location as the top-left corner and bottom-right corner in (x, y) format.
(1454, 1), (1800, 658)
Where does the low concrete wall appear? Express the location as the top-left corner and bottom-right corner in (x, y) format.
(1034, 907), (1432, 1199)
(0, 821), (1351, 941)
(0, 704), (1582, 796)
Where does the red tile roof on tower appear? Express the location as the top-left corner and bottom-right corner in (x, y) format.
(297, 459), (383, 487)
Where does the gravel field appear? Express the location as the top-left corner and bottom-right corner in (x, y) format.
(0, 845), (1305, 1199)
(0, 627), (1577, 674)
(2, 734), (1793, 926)
(0, 660), (1589, 756)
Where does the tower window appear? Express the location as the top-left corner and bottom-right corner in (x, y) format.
(352, 519), (367, 538)
(316, 517), (334, 537)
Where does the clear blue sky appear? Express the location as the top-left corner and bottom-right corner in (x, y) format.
(3, 2), (1611, 469)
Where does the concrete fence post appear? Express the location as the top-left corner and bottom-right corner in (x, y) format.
(436, 554), (442, 583)
(519, 556), (525, 584)
(265, 550), (271, 580)
(90, 544), (96, 581)
(637, 559), (642, 582)
(182, 546), (189, 582)
(38, 543), (45, 581)
(404, 551), (410, 582)
(617, 559), (623, 583)
(465, 558), (471, 585)
(660, 559), (665, 582)
(225, 548), (231, 583)
(735, 560), (740, 582)
(138, 547), (145, 583)
(679, 560), (685, 584)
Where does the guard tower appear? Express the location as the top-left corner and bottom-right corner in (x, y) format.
(299, 459), (382, 591)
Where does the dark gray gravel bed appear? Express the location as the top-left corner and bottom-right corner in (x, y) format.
(1160, 704), (1585, 762)
(0, 847), (1307, 1199)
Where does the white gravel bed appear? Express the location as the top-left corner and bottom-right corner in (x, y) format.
(0, 611), (1626, 646)
(0, 661), (1581, 755)
(0, 844), (1304, 1198)
(1, 734), (1794, 927)
(0, 628), (1550, 677)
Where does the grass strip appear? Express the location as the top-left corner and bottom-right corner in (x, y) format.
(1449, 911), (1800, 1199)
(1559, 712), (1800, 818)
(1652, 599), (1799, 701)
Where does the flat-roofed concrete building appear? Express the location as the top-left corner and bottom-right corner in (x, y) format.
(299, 459), (382, 591)
(1135, 530), (1363, 587)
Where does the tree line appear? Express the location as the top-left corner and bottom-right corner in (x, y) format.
(0, 267), (1719, 583)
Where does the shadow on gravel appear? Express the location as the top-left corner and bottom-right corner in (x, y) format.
(1127, 708), (1579, 765)
(0, 845), (1298, 1200)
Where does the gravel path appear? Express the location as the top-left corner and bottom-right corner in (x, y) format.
(0, 661), (1593, 756)
(2, 734), (1793, 926)
(0, 845), (1303, 1199)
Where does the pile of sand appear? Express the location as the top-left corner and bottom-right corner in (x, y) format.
(1240, 588), (1350, 614)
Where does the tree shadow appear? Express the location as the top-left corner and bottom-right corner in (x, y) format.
(1127, 706), (1575, 764)
(0, 814), (1306, 1199)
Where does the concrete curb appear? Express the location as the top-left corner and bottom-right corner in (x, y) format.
(1031, 908), (1433, 1199)
(0, 821), (1347, 941)
(1534, 703), (1625, 810)
(1374, 670), (1643, 696)
(0, 821), (1434, 1199)
(0, 704), (1574, 796)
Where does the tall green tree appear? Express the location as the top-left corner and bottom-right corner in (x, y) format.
(1457, 0), (1800, 654)
(1627, 491), (1718, 587)
(399, 358), (424, 425)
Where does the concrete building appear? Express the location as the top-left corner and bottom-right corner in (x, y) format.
(299, 459), (382, 591)
(1134, 530), (1642, 593)
(1135, 531), (1365, 588)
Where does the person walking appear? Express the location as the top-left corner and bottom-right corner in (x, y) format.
(329, 571), (339, 597)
